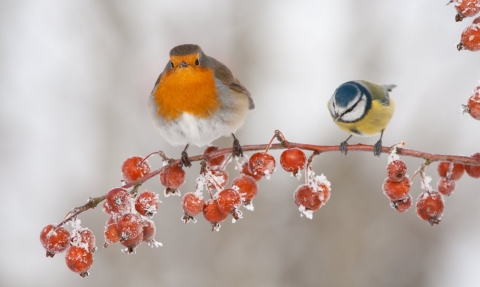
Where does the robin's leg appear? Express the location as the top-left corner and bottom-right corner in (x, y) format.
(232, 133), (244, 158)
(181, 144), (192, 167)
(373, 130), (384, 157)
(339, 135), (352, 156)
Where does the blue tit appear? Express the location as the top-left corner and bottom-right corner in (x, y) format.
(328, 80), (396, 156)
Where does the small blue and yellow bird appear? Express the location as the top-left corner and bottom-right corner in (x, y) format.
(328, 80), (396, 156)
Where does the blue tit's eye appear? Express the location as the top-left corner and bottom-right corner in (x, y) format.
(170, 61), (174, 69)
(195, 58), (200, 66)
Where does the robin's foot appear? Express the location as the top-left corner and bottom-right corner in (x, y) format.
(232, 133), (244, 158)
(340, 141), (348, 156)
(181, 151), (192, 168)
(373, 140), (382, 157)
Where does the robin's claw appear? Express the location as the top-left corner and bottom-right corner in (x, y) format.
(232, 134), (243, 158)
(181, 151), (192, 168)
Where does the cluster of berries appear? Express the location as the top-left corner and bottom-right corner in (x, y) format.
(382, 146), (480, 225)
(450, 0), (480, 51)
(461, 83), (480, 120)
(40, 221), (96, 277)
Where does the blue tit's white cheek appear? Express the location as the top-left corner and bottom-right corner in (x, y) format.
(328, 99), (336, 117)
(340, 96), (367, 122)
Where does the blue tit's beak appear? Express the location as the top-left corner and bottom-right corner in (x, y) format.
(333, 114), (340, 122)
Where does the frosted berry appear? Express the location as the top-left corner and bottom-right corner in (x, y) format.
(117, 213), (144, 253)
(205, 169), (229, 190)
(216, 188), (242, 215)
(102, 200), (113, 215)
(437, 162), (465, 181)
(316, 182), (331, 204)
(294, 184), (323, 212)
(65, 246), (93, 277)
(457, 19), (480, 51)
(121, 156), (150, 183)
(134, 190), (160, 218)
(142, 218), (162, 248)
(160, 165), (186, 196)
(241, 162), (262, 181)
(105, 188), (132, 214)
(181, 192), (205, 223)
(40, 224), (71, 257)
(280, 148), (307, 174)
(390, 195), (412, 213)
(232, 175), (258, 208)
(382, 177), (411, 201)
(71, 228), (96, 253)
(103, 216), (120, 248)
(454, 0), (480, 21)
(465, 153), (480, 178)
(248, 152), (276, 178)
(386, 160), (407, 182)
(462, 88), (480, 120)
(203, 199), (229, 231)
(203, 146), (226, 170)
(437, 177), (456, 196)
(416, 192), (445, 226)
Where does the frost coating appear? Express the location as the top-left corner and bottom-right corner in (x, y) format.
(298, 205), (313, 219)
(387, 141), (405, 163)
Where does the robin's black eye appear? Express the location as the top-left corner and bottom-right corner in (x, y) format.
(195, 58), (199, 66)
(170, 61), (174, 69)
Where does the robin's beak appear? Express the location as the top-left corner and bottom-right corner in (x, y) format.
(179, 61), (188, 68)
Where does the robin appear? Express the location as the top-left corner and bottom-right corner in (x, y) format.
(149, 44), (254, 167)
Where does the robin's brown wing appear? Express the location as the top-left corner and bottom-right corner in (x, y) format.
(210, 57), (255, 110)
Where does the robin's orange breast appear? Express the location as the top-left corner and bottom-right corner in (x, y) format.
(153, 66), (220, 122)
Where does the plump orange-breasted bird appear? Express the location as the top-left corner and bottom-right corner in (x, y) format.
(149, 44), (254, 167)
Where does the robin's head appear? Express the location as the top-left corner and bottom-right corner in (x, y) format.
(166, 44), (210, 72)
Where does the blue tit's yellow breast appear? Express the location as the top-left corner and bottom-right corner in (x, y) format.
(335, 99), (395, 137)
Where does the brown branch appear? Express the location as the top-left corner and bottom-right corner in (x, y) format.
(54, 140), (480, 229)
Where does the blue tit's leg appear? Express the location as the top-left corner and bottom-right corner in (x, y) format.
(181, 143), (192, 168)
(373, 130), (384, 157)
(340, 135), (353, 156)
(232, 133), (244, 158)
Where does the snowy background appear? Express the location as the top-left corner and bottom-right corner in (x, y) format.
(2, 1), (480, 286)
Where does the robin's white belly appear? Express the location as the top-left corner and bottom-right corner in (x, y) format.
(155, 112), (236, 146)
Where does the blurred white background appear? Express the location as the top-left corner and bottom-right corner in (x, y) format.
(1, 1), (480, 286)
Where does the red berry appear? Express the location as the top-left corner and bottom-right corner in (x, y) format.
(216, 188), (242, 214)
(280, 148), (307, 174)
(458, 19), (480, 51)
(205, 169), (229, 190)
(105, 188), (132, 214)
(465, 153), (480, 178)
(102, 200), (113, 215)
(391, 195), (413, 213)
(454, 0), (480, 21)
(121, 156), (150, 183)
(294, 184), (324, 212)
(203, 199), (229, 231)
(437, 177), (456, 196)
(71, 228), (96, 253)
(316, 182), (331, 204)
(104, 216), (121, 248)
(386, 160), (407, 182)
(462, 88), (480, 120)
(232, 175), (258, 203)
(382, 177), (411, 201)
(134, 190), (160, 217)
(142, 218), (162, 248)
(241, 162), (262, 181)
(416, 192), (445, 226)
(181, 192), (205, 223)
(248, 152), (276, 178)
(203, 146), (226, 170)
(160, 165), (186, 196)
(65, 246), (93, 277)
(40, 224), (71, 257)
(437, 162), (465, 181)
(117, 213), (144, 253)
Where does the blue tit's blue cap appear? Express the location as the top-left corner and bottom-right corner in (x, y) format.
(334, 82), (361, 107)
